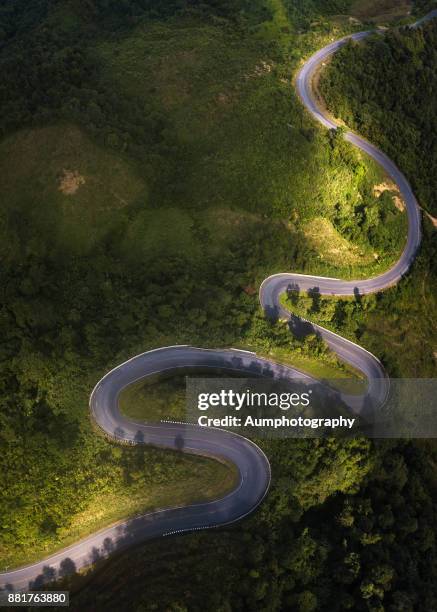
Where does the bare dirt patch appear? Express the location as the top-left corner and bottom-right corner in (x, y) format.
(373, 180), (405, 211)
(425, 211), (437, 229)
(216, 92), (232, 105)
(58, 169), (86, 195)
(245, 59), (274, 80)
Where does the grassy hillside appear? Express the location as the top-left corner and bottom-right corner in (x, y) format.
(0, 124), (147, 256)
(1, 0), (437, 609)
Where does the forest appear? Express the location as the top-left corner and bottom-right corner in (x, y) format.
(318, 15), (437, 378)
(320, 18), (437, 217)
(0, 0), (437, 610)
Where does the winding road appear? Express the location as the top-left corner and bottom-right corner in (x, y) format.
(0, 12), (431, 593)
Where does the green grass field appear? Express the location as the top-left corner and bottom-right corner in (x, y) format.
(0, 125), (147, 257)
(119, 375), (187, 423)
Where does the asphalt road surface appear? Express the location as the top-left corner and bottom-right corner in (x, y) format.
(1, 12), (432, 593)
